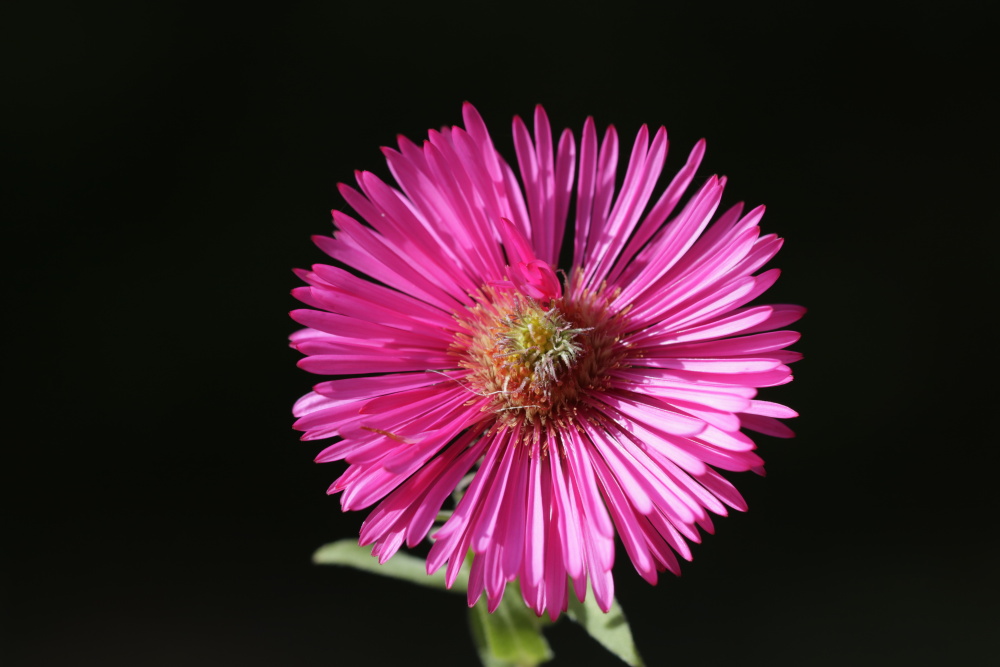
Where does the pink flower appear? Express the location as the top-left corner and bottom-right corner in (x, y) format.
(291, 104), (803, 619)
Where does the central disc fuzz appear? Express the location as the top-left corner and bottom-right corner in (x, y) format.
(494, 300), (588, 402)
(457, 280), (629, 430)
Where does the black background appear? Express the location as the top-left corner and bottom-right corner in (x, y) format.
(6, 2), (997, 666)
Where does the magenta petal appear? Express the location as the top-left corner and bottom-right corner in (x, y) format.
(740, 413), (797, 438)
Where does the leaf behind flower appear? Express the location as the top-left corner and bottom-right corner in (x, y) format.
(469, 593), (554, 667)
(314, 540), (642, 666)
(566, 592), (645, 667)
(312, 539), (470, 593)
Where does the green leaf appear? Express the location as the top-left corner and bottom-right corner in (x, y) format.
(314, 541), (645, 666)
(566, 592), (645, 666)
(312, 539), (469, 593)
(469, 591), (554, 667)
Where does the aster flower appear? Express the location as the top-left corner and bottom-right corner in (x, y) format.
(291, 103), (803, 620)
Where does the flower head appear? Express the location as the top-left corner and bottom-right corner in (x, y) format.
(291, 104), (803, 619)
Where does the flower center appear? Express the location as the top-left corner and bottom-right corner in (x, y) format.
(456, 272), (629, 431)
(492, 299), (589, 403)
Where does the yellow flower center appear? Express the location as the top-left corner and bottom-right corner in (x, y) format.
(490, 299), (588, 406)
(455, 271), (630, 435)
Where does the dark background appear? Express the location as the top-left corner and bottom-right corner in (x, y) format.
(6, 2), (996, 666)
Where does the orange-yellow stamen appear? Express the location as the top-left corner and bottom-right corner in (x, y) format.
(455, 271), (629, 434)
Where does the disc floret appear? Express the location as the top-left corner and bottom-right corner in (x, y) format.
(457, 277), (628, 431)
(493, 301), (590, 401)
